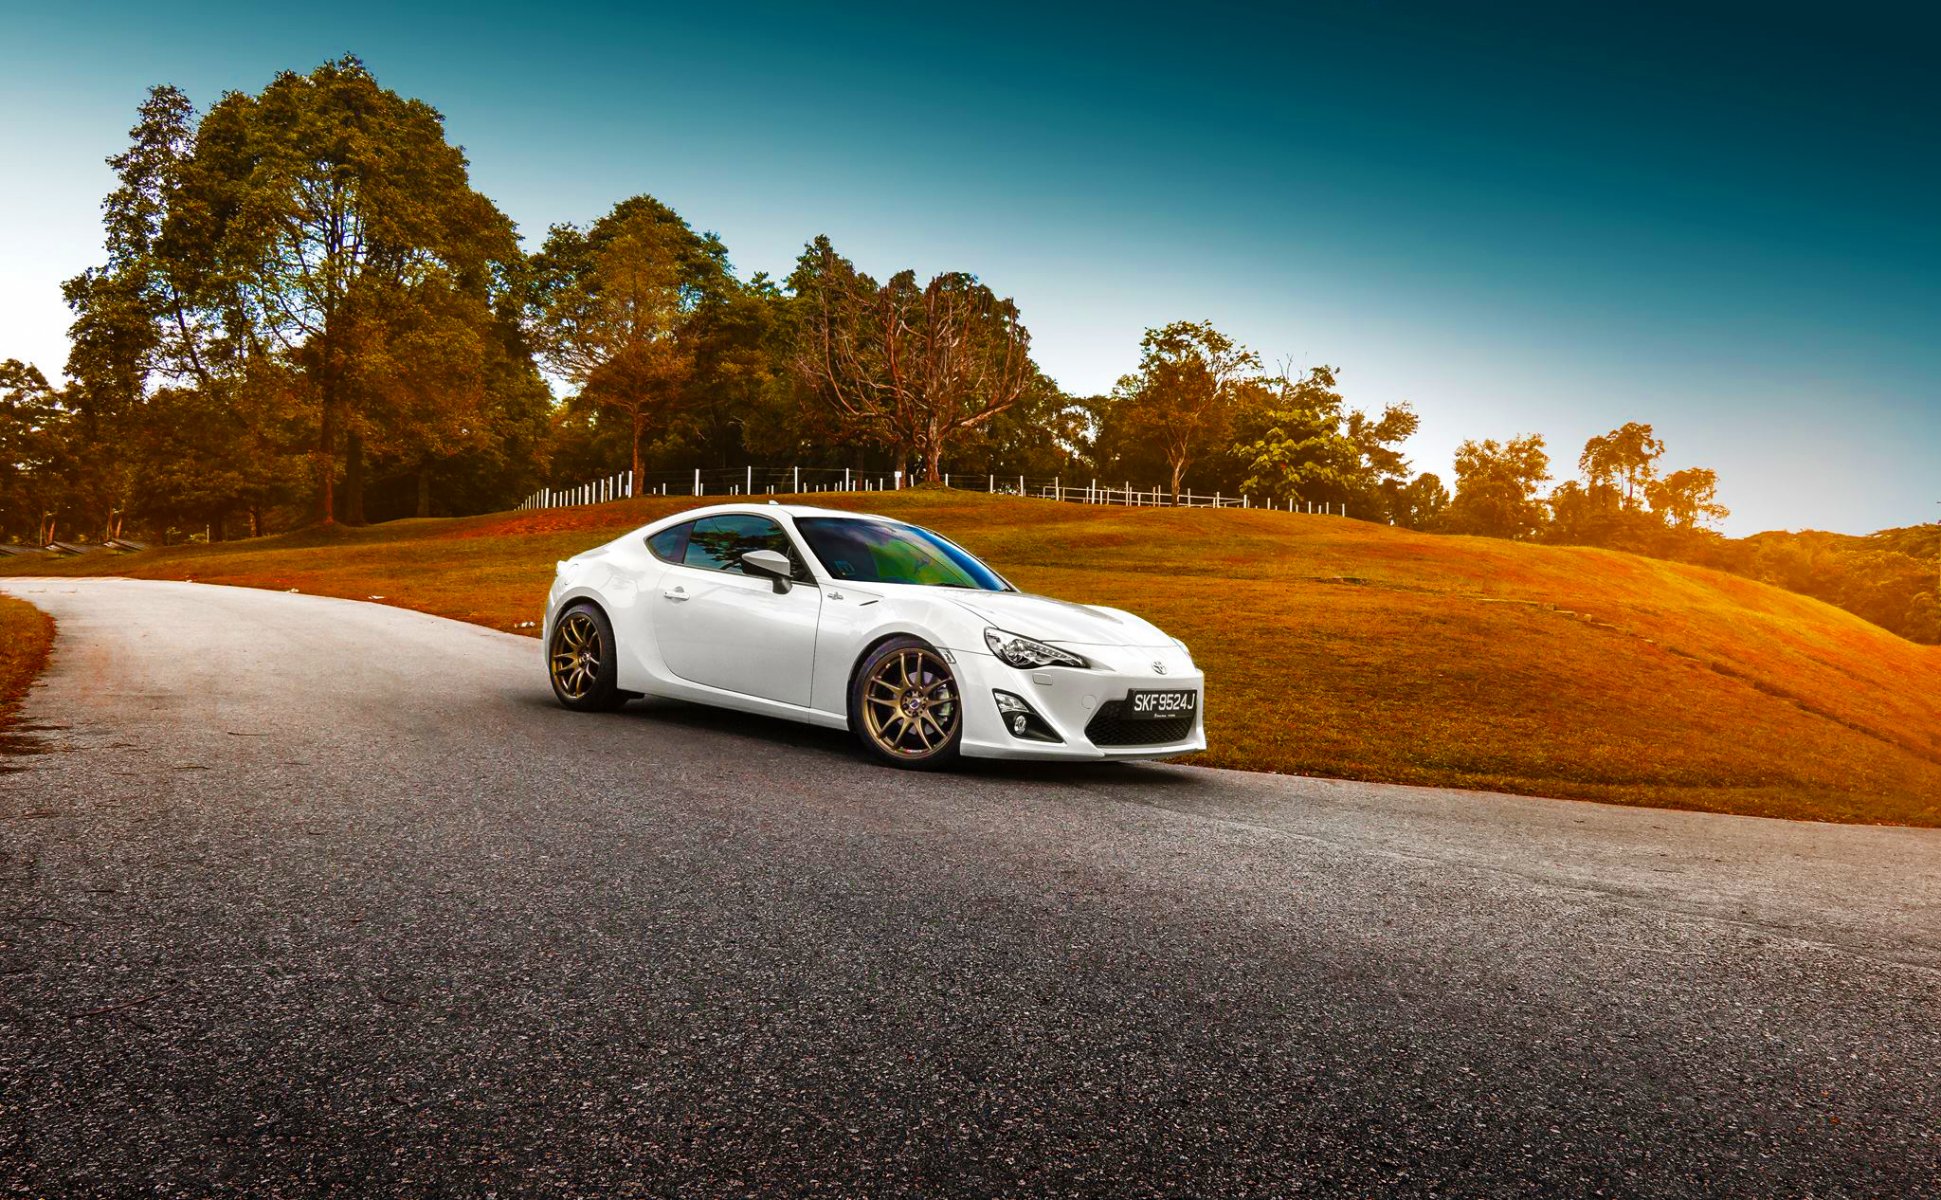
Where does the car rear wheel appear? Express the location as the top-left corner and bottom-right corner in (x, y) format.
(851, 637), (962, 769)
(548, 604), (626, 712)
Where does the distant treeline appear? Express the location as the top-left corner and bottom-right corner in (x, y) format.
(0, 57), (1933, 643)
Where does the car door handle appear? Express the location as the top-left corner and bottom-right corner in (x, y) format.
(663, 587), (689, 602)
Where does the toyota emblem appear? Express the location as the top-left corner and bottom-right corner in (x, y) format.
(1153, 661), (1168, 674)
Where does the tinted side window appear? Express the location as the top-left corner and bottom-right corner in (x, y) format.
(646, 521), (694, 564)
(682, 515), (808, 579)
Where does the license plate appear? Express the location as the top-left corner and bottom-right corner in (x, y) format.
(1124, 689), (1197, 720)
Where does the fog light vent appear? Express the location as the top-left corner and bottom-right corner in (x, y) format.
(993, 690), (1062, 742)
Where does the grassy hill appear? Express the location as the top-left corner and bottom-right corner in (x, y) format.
(9, 490), (1939, 826)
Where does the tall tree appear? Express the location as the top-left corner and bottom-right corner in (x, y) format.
(1233, 364), (1418, 514)
(1386, 472), (1451, 530)
(1579, 421), (1665, 510)
(1107, 321), (1259, 497)
(1441, 434), (1552, 539)
(177, 56), (522, 523)
(57, 86), (212, 540)
(792, 236), (1035, 482)
(0, 361), (70, 544)
(529, 196), (728, 494)
(944, 370), (1088, 477)
(1648, 466), (1729, 531)
(683, 272), (793, 469)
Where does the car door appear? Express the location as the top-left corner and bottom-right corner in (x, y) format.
(653, 513), (821, 706)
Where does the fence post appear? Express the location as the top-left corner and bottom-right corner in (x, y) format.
(1018, 474), (1024, 496)
(988, 474), (994, 493)
(793, 466), (800, 494)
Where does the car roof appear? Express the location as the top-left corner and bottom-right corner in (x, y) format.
(645, 502), (904, 525)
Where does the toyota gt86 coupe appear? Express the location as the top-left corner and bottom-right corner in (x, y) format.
(543, 503), (1205, 768)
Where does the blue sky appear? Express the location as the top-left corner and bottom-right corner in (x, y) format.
(2, 1), (1935, 534)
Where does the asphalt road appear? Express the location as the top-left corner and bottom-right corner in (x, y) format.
(2, 577), (1937, 1198)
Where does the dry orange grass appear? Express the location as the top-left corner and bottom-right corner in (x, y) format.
(10, 490), (1939, 825)
(0, 594), (55, 740)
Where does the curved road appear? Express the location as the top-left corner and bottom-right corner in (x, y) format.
(2, 577), (1937, 1197)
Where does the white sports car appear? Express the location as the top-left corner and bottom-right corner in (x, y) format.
(542, 503), (1205, 768)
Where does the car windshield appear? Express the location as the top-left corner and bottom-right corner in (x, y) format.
(793, 517), (1011, 591)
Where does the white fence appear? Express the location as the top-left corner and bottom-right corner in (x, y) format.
(516, 465), (1350, 517)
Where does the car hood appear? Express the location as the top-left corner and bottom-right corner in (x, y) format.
(945, 590), (1173, 648)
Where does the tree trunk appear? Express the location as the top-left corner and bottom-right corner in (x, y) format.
(1170, 456), (1186, 499)
(924, 440), (944, 485)
(630, 409), (647, 498)
(317, 399), (337, 526)
(342, 430), (367, 526)
(416, 468), (433, 518)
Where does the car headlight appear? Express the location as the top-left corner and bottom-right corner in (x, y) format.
(1172, 636), (1193, 664)
(984, 628), (1089, 669)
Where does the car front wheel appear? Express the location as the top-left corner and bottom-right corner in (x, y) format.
(850, 637), (963, 769)
(548, 604), (626, 712)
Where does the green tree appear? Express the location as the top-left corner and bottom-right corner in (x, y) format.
(57, 86), (208, 540)
(683, 272), (795, 469)
(1232, 364), (1419, 515)
(179, 56), (522, 523)
(529, 196), (729, 494)
(1441, 434), (1551, 539)
(1103, 321), (1259, 497)
(0, 361), (71, 544)
(942, 370), (1089, 478)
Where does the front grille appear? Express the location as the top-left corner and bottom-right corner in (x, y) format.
(1085, 700), (1197, 747)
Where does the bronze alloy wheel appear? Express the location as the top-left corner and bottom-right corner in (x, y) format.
(860, 645), (961, 762)
(548, 604), (627, 712)
(549, 610), (604, 702)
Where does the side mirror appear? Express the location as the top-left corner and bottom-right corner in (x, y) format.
(740, 549), (795, 594)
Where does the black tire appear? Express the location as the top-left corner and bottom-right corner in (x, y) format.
(849, 636), (963, 770)
(547, 603), (627, 712)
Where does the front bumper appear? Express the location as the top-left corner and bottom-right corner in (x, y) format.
(947, 642), (1206, 761)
